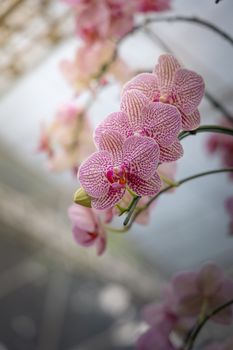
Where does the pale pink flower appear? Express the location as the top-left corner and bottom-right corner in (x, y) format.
(123, 54), (205, 131)
(37, 123), (53, 157)
(94, 100), (183, 163)
(172, 262), (233, 324)
(78, 131), (161, 209)
(38, 103), (94, 172)
(136, 324), (176, 350)
(60, 41), (132, 93)
(136, 0), (171, 13)
(64, 0), (135, 43)
(68, 203), (109, 255)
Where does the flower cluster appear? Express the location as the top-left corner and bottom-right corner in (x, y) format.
(61, 0), (171, 94)
(63, 0), (171, 44)
(137, 262), (233, 350)
(37, 102), (94, 173)
(76, 54), (205, 210)
(60, 40), (132, 93)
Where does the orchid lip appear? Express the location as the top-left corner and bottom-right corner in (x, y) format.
(106, 164), (127, 189)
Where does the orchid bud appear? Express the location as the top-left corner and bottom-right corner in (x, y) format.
(73, 187), (92, 208)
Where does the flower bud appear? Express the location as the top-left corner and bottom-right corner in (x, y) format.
(73, 187), (92, 208)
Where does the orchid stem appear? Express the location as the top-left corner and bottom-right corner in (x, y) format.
(184, 298), (233, 350)
(123, 196), (141, 226)
(179, 125), (233, 140)
(105, 225), (129, 233)
(126, 168), (233, 229)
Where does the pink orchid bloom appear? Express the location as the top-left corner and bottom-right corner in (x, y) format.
(65, 0), (135, 43)
(94, 101), (183, 163)
(60, 41), (132, 93)
(68, 204), (109, 255)
(136, 324), (176, 350)
(122, 54), (205, 131)
(78, 131), (162, 209)
(136, 0), (171, 13)
(204, 337), (233, 350)
(225, 196), (233, 235)
(38, 102), (94, 173)
(172, 262), (233, 324)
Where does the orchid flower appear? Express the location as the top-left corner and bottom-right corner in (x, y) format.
(78, 131), (161, 209)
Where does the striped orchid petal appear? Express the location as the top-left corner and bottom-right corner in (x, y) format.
(154, 54), (181, 98)
(123, 135), (160, 180)
(127, 172), (162, 196)
(98, 131), (124, 164)
(159, 140), (184, 163)
(141, 102), (182, 147)
(92, 186), (125, 210)
(172, 69), (205, 114)
(94, 111), (130, 146)
(181, 109), (201, 131)
(122, 73), (159, 101)
(78, 151), (111, 198)
(120, 90), (150, 129)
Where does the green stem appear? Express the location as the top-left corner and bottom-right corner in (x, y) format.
(185, 298), (233, 350)
(125, 168), (233, 229)
(105, 225), (128, 233)
(179, 125), (233, 141)
(123, 196), (141, 226)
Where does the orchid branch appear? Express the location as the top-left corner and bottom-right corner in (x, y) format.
(185, 298), (233, 350)
(179, 125), (233, 140)
(124, 168), (233, 228)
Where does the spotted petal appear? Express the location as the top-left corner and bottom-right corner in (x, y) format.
(120, 90), (150, 129)
(98, 131), (124, 164)
(78, 151), (111, 198)
(181, 109), (201, 131)
(122, 73), (159, 101)
(123, 136), (160, 180)
(94, 111), (130, 147)
(141, 102), (182, 147)
(127, 172), (162, 196)
(159, 140), (184, 163)
(92, 187), (125, 210)
(154, 54), (181, 97)
(173, 68), (205, 114)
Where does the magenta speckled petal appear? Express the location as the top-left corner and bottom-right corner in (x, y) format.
(181, 109), (201, 131)
(94, 111), (130, 147)
(154, 54), (181, 97)
(141, 102), (182, 147)
(92, 187), (125, 210)
(123, 136), (160, 180)
(173, 68), (205, 114)
(127, 172), (162, 196)
(78, 151), (111, 198)
(122, 73), (159, 101)
(159, 140), (184, 163)
(98, 131), (124, 164)
(120, 89), (150, 129)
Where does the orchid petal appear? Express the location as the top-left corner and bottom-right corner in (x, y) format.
(181, 109), (201, 131)
(197, 263), (224, 297)
(172, 271), (199, 298)
(120, 89), (150, 130)
(127, 172), (162, 196)
(92, 187), (125, 209)
(78, 151), (111, 198)
(141, 102), (182, 146)
(94, 111), (130, 146)
(123, 136), (160, 179)
(154, 54), (181, 97)
(122, 73), (159, 101)
(173, 68), (205, 114)
(98, 131), (124, 164)
(68, 204), (96, 232)
(159, 140), (184, 162)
